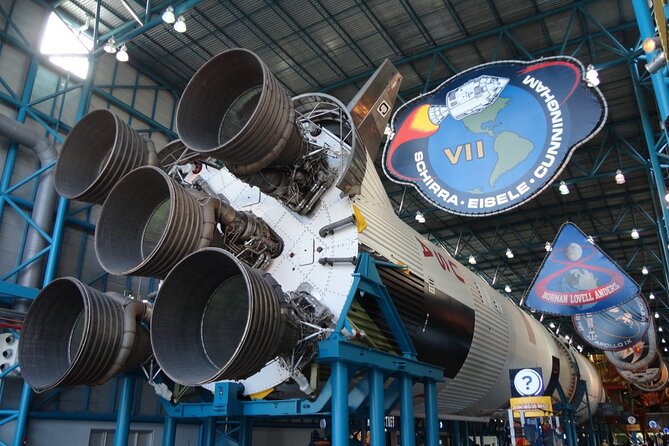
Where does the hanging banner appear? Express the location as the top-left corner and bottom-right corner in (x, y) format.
(382, 56), (607, 216)
(605, 325), (657, 371)
(523, 223), (640, 315)
(572, 295), (650, 351)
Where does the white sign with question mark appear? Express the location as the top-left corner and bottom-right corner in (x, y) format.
(513, 368), (544, 396)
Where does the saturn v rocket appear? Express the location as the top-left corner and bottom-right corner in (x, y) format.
(18, 48), (604, 421)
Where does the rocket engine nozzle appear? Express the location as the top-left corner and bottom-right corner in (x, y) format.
(95, 166), (282, 278)
(150, 247), (299, 385)
(176, 48), (304, 175)
(55, 109), (156, 204)
(18, 278), (151, 392)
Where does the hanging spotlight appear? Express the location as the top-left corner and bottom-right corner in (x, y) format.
(415, 211), (425, 223)
(504, 284), (511, 293)
(646, 51), (667, 75)
(162, 5), (176, 24)
(631, 228), (640, 240)
(655, 312), (660, 319)
(564, 335), (570, 340)
(558, 181), (570, 195)
(650, 293), (656, 300)
(174, 15), (187, 33)
(505, 248), (514, 259)
(642, 266), (649, 275)
(663, 338), (667, 344)
(549, 322), (556, 329)
(544, 241), (552, 252)
(665, 347), (668, 352)
(660, 326), (664, 332)
(665, 191), (669, 203)
(468, 255), (477, 265)
(585, 65), (600, 87)
(587, 235), (594, 244)
(615, 169), (625, 184)
(103, 38), (117, 54)
(643, 36), (662, 53)
(116, 45), (129, 62)
(577, 345), (583, 352)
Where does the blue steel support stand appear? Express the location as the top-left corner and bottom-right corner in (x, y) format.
(632, 0), (669, 284)
(239, 416), (252, 446)
(114, 376), (136, 446)
(369, 367), (384, 446)
(10, 53), (96, 446)
(160, 254), (444, 446)
(454, 421), (461, 446)
(162, 416), (177, 446)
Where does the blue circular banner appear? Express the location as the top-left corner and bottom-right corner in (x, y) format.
(383, 57), (607, 216)
(573, 295), (650, 351)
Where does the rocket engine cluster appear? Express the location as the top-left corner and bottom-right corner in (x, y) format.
(18, 48), (605, 421)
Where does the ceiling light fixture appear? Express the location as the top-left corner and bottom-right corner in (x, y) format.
(643, 36), (662, 53)
(559, 181), (570, 195)
(655, 311), (660, 319)
(468, 255), (476, 265)
(577, 345), (583, 352)
(642, 266), (649, 275)
(174, 15), (187, 33)
(545, 241), (552, 252)
(615, 169), (625, 184)
(587, 235), (594, 244)
(650, 293), (656, 300)
(564, 335), (570, 340)
(585, 65), (600, 87)
(162, 6), (176, 23)
(505, 248), (514, 259)
(415, 211), (425, 223)
(549, 322), (556, 329)
(631, 228), (639, 240)
(116, 44), (129, 62)
(103, 38), (117, 54)
(660, 326), (664, 332)
(504, 284), (511, 293)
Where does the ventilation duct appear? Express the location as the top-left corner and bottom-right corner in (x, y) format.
(0, 113), (58, 312)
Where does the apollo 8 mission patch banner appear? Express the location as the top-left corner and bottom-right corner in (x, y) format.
(523, 223), (639, 316)
(382, 57), (607, 216)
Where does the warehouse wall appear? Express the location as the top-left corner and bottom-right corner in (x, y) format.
(0, 1), (181, 443)
(0, 0), (178, 296)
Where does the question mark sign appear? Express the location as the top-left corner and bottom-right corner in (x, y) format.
(523, 375), (532, 391)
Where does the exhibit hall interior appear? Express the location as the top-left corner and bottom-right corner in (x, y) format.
(0, 1), (668, 445)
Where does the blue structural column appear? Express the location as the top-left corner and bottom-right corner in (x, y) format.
(162, 416), (176, 446)
(632, 0), (669, 281)
(10, 56), (43, 446)
(369, 367), (385, 446)
(453, 420), (461, 446)
(113, 376), (136, 446)
(201, 417), (216, 446)
(424, 379), (439, 446)
(332, 360), (349, 446)
(400, 375), (415, 446)
(239, 416), (253, 446)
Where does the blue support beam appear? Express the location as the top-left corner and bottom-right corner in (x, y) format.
(114, 376), (136, 446)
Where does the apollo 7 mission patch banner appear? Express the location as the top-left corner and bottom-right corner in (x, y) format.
(382, 57), (607, 216)
(523, 223), (640, 316)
